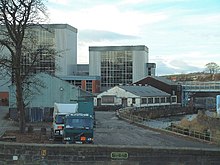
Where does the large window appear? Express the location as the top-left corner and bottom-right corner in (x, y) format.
(21, 27), (56, 76)
(101, 51), (132, 87)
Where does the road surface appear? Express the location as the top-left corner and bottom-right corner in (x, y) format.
(94, 111), (218, 148)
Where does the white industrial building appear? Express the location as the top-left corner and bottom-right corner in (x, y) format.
(95, 85), (177, 107)
(30, 24), (78, 76)
(89, 45), (156, 89)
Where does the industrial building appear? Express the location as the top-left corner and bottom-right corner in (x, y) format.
(89, 45), (156, 90)
(26, 24), (78, 76)
(0, 24), (78, 104)
(9, 73), (93, 122)
(59, 75), (101, 94)
(134, 76), (182, 104)
(95, 85), (177, 107)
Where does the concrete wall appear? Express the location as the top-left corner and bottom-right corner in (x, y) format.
(89, 51), (101, 76)
(0, 142), (220, 164)
(132, 50), (148, 83)
(55, 25), (77, 76)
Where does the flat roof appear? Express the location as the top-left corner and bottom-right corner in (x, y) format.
(29, 24), (78, 33)
(89, 45), (148, 52)
(58, 75), (100, 81)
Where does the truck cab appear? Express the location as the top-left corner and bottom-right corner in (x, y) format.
(52, 113), (66, 139)
(52, 103), (78, 140)
(63, 113), (94, 144)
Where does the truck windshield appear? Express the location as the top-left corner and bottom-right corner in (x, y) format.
(55, 115), (65, 124)
(65, 118), (92, 129)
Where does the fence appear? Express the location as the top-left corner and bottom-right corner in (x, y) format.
(118, 110), (146, 123)
(9, 107), (53, 122)
(118, 109), (220, 144)
(166, 123), (211, 142)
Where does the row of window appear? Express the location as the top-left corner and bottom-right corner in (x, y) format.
(141, 97), (177, 104)
(101, 96), (177, 104)
(68, 80), (94, 93)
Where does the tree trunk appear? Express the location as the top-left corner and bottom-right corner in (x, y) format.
(15, 69), (26, 133)
(15, 47), (26, 133)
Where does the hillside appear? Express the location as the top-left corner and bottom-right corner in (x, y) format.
(163, 73), (220, 82)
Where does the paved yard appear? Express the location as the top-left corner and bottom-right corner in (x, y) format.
(94, 111), (219, 148)
(1, 108), (219, 149)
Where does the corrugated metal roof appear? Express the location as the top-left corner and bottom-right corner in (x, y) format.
(119, 85), (170, 97)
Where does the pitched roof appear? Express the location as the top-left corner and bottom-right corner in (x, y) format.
(135, 76), (178, 86)
(119, 85), (170, 97)
(152, 76), (178, 85)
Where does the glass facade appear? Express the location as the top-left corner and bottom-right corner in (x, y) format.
(21, 27), (56, 76)
(101, 51), (132, 87)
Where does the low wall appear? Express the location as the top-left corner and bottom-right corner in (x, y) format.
(0, 142), (220, 165)
(131, 105), (196, 119)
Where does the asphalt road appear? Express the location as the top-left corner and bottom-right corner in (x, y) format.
(94, 111), (219, 148)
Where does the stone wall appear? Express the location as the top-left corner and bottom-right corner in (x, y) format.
(0, 142), (220, 165)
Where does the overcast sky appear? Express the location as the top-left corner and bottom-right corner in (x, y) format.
(46, 0), (220, 75)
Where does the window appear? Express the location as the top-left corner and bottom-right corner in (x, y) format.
(102, 96), (114, 103)
(132, 98), (136, 104)
(167, 97), (171, 103)
(161, 97), (165, 103)
(65, 118), (92, 129)
(86, 80), (93, 93)
(171, 96), (177, 103)
(155, 98), (160, 103)
(55, 115), (65, 124)
(141, 98), (147, 104)
(148, 98), (153, 104)
(100, 51), (132, 87)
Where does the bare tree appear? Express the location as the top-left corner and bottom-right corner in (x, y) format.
(205, 62), (219, 74)
(0, 0), (54, 133)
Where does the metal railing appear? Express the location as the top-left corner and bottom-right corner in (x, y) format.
(118, 109), (220, 144)
(166, 124), (212, 142)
